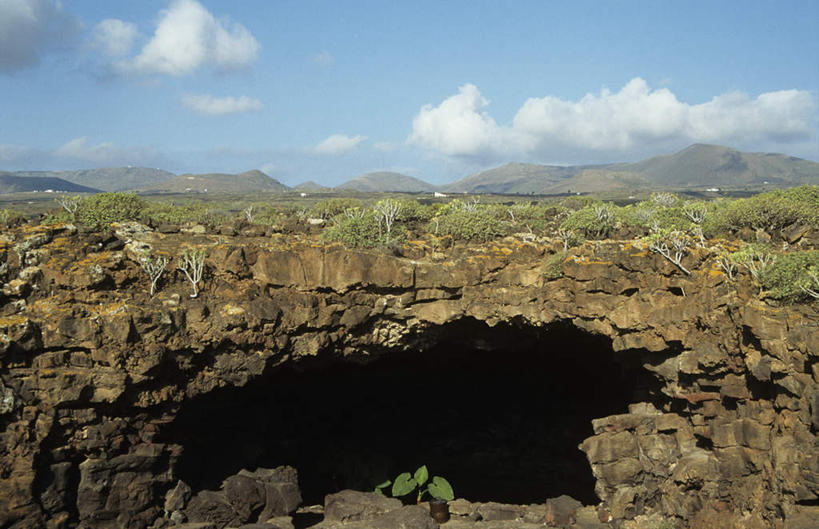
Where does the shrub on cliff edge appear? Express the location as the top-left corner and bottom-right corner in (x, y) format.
(78, 193), (147, 230)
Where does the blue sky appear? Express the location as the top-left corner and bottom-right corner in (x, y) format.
(1, 0), (817, 186)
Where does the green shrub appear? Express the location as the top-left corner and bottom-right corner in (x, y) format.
(729, 243), (776, 282)
(310, 198), (363, 219)
(396, 199), (433, 222)
(716, 186), (819, 232)
(40, 209), (73, 226)
(244, 204), (283, 226)
(440, 197), (481, 214)
(322, 210), (406, 248)
(617, 200), (693, 233)
(543, 250), (567, 280)
(560, 204), (616, 238)
(0, 209), (27, 226)
(502, 203), (558, 232)
(77, 193), (147, 230)
(757, 250), (819, 302)
(430, 210), (509, 242)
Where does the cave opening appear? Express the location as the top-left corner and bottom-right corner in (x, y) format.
(160, 318), (659, 507)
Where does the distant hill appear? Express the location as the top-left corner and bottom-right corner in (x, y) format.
(336, 171), (437, 193)
(447, 144), (819, 194)
(11, 167), (175, 192)
(144, 170), (289, 193)
(443, 163), (578, 194)
(0, 173), (101, 194)
(613, 143), (819, 188)
(294, 180), (330, 192)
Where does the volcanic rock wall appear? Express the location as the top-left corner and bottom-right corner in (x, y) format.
(0, 223), (817, 528)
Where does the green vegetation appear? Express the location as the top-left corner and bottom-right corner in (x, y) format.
(375, 465), (454, 502)
(559, 204), (615, 238)
(144, 200), (230, 225)
(643, 228), (691, 275)
(729, 244), (775, 281)
(543, 250), (567, 280)
(430, 205), (509, 242)
(138, 250), (169, 297)
(310, 198), (363, 219)
(3, 184), (818, 305)
(322, 208), (407, 249)
(55, 194), (80, 221)
(715, 185), (819, 232)
(757, 250), (819, 302)
(0, 208), (26, 226)
(78, 193), (147, 230)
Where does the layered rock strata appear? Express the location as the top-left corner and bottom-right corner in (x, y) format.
(0, 223), (817, 528)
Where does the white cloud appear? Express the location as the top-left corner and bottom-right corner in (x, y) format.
(91, 19), (139, 57)
(54, 136), (159, 165)
(313, 50), (334, 66)
(409, 84), (514, 157)
(312, 134), (367, 155)
(409, 79), (817, 160)
(182, 94), (263, 115)
(0, 0), (79, 73)
(0, 144), (33, 161)
(117, 0), (259, 76)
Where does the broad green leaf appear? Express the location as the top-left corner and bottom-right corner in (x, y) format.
(414, 465), (429, 486)
(374, 480), (391, 493)
(428, 476), (454, 501)
(391, 472), (416, 497)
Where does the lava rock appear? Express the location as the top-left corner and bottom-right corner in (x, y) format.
(323, 490), (402, 522)
(165, 480), (192, 513)
(223, 475), (265, 521)
(543, 495), (581, 527)
(185, 490), (241, 528)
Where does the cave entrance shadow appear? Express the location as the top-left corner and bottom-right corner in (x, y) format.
(161, 318), (655, 506)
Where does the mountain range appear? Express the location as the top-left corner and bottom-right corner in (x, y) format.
(144, 170), (288, 193)
(6, 167), (175, 192)
(336, 171), (438, 193)
(0, 173), (101, 194)
(1, 144), (817, 195)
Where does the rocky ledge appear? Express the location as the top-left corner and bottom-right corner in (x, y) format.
(0, 223), (817, 529)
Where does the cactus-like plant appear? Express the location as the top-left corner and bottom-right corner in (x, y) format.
(178, 248), (205, 298)
(644, 229), (691, 275)
(139, 251), (169, 296)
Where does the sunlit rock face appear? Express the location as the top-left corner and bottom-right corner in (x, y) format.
(0, 224), (817, 528)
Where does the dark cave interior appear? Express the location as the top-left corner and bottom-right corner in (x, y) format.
(161, 319), (662, 506)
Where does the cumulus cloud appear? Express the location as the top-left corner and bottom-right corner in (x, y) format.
(409, 78), (817, 160)
(312, 134), (367, 155)
(0, 0), (79, 73)
(409, 84), (518, 157)
(181, 94), (263, 115)
(91, 19), (139, 57)
(54, 136), (159, 165)
(117, 0), (259, 76)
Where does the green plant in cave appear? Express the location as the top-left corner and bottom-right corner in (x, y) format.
(374, 465), (454, 502)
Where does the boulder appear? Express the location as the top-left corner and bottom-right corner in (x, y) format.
(543, 495), (581, 527)
(323, 490), (402, 522)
